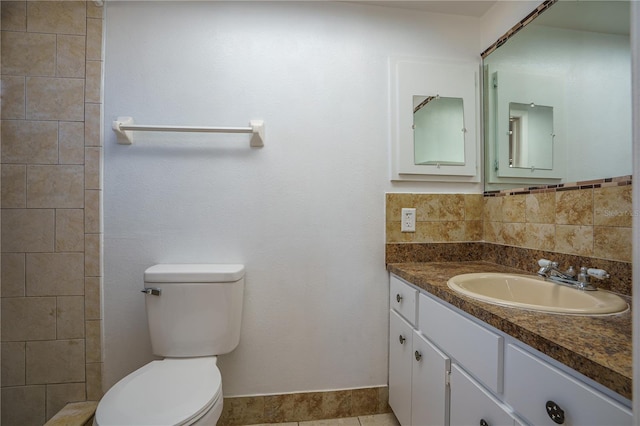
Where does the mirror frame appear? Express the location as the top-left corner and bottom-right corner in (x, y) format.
(390, 57), (480, 182)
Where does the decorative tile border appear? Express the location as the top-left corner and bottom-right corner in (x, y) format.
(481, 0), (557, 58)
(218, 386), (390, 426)
(484, 175), (632, 197)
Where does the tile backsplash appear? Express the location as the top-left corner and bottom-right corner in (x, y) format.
(386, 178), (633, 264)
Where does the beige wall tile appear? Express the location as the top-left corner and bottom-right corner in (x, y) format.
(85, 61), (102, 103)
(525, 192), (555, 224)
(594, 226), (632, 262)
(85, 147), (101, 189)
(483, 221), (502, 244)
(416, 221), (465, 243)
(385, 193), (414, 222)
(594, 185), (633, 227)
(321, 389), (351, 419)
(464, 194), (484, 221)
(85, 233), (102, 277)
(56, 208), (84, 252)
(1, 75), (26, 119)
(84, 190), (101, 233)
(1, 253), (26, 297)
(85, 362), (103, 401)
(26, 339), (85, 384)
(85, 319), (101, 363)
(555, 225), (593, 256)
(1, 297), (56, 341)
(556, 189), (593, 225)
(45, 383), (86, 422)
(499, 222), (526, 246)
(464, 220), (483, 241)
(1, 208), (55, 252)
(524, 223), (555, 251)
(385, 222), (413, 243)
(2, 164), (26, 207)
(84, 102), (102, 147)
(57, 296), (85, 339)
(222, 395), (266, 425)
(85, 277), (101, 320)
(1, 385), (46, 426)
(352, 388), (381, 416)
(57, 35), (86, 78)
(87, 1), (104, 19)
(483, 196), (503, 222)
(59, 121), (85, 164)
(1, 31), (56, 76)
(502, 195), (526, 223)
(26, 253), (84, 296)
(26, 77), (85, 121)
(27, 1), (86, 35)
(86, 18), (103, 61)
(27, 165), (84, 208)
(2, 1), (27, 32)
(2, 341), (26, 387)
(1, 119), (58, 164)
(414, 194), (464, 221)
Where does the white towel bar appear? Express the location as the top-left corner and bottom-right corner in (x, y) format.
(112, 117), (265, 147)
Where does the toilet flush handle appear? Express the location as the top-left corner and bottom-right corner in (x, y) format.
(141, 288), (161, 296)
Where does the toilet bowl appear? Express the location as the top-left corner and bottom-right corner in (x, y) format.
(94, 264), (245, 426)
(95, 357), (223, 426)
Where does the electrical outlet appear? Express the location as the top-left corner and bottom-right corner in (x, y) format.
(401, 208), (416, 232)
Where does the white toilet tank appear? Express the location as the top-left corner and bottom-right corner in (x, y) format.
(143, 264), (245, 358)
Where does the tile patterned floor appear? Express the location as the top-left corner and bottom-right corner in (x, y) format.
(245, 413), (400, 426)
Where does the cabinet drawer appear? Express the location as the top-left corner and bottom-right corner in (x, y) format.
(450, 364), (516, 426)
(390, 275), (418, 326)
(504, 344), (632, 425)
(419, 293), (503, 394)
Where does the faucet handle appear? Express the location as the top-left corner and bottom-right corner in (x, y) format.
(538, 258), (558, 268)
(587, 268), (610, 280)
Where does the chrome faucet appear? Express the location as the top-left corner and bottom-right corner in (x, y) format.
(537, 259), (609, 291)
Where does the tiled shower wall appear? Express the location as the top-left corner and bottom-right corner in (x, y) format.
(0, 1), (104, 424)
(386, 181), (633, 264)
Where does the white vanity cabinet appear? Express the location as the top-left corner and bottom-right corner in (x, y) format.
(505, 344), (632, 425)
(389, 277), (450, 426)
(388, 273), (632, 426)
(449, 364), (517, 426)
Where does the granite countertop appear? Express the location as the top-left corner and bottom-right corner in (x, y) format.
(387, 261), (632, 400)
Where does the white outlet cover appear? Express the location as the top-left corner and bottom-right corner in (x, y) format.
(401, 208), (416, 232)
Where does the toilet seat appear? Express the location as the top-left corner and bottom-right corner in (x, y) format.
(95, 357), (222, 426)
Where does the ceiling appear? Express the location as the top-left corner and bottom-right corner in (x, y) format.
(349, 1), (498, 17)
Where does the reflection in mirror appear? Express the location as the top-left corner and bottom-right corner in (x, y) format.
(508, 102), (554, 170)
(483, 0), (631, 191)
(413, 96), (465, 166)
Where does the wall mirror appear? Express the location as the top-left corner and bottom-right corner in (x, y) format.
(390, 58), (479, 182)
(413, 95), (465, 166)
(508, 102), (554, 170)
(483, 0), (631, 191)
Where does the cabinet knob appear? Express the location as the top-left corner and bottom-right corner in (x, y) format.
(414, 351), (422, 361)
(396, 293), (403, 303)
(545, 400), (565, 424)
(480, 420), (489, 426)
(399, 335), (406, 345)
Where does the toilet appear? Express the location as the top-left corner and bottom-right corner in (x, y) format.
(94, 263), (245, 426)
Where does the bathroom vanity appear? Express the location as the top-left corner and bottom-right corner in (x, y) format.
(387, 262), (632, 426)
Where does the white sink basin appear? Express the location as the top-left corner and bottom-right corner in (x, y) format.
(447, 273), (628, 315)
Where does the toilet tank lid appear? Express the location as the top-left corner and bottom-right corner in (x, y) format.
(144, 264), (245, 283)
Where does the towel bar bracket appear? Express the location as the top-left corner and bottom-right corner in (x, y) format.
(112, 116), (265, 147)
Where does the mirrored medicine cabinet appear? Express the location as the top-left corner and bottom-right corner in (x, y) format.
(390, 58), (479, 182)
(483, 0), (632, 191)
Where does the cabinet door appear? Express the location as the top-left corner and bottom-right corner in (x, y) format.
(450, 364), (516, 426)
(504, 344), (632, 426)
(411, 331), (450, 426)
(389, 310), (413, 426)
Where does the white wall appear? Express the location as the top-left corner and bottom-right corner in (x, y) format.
(103, 1), (481, 396)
